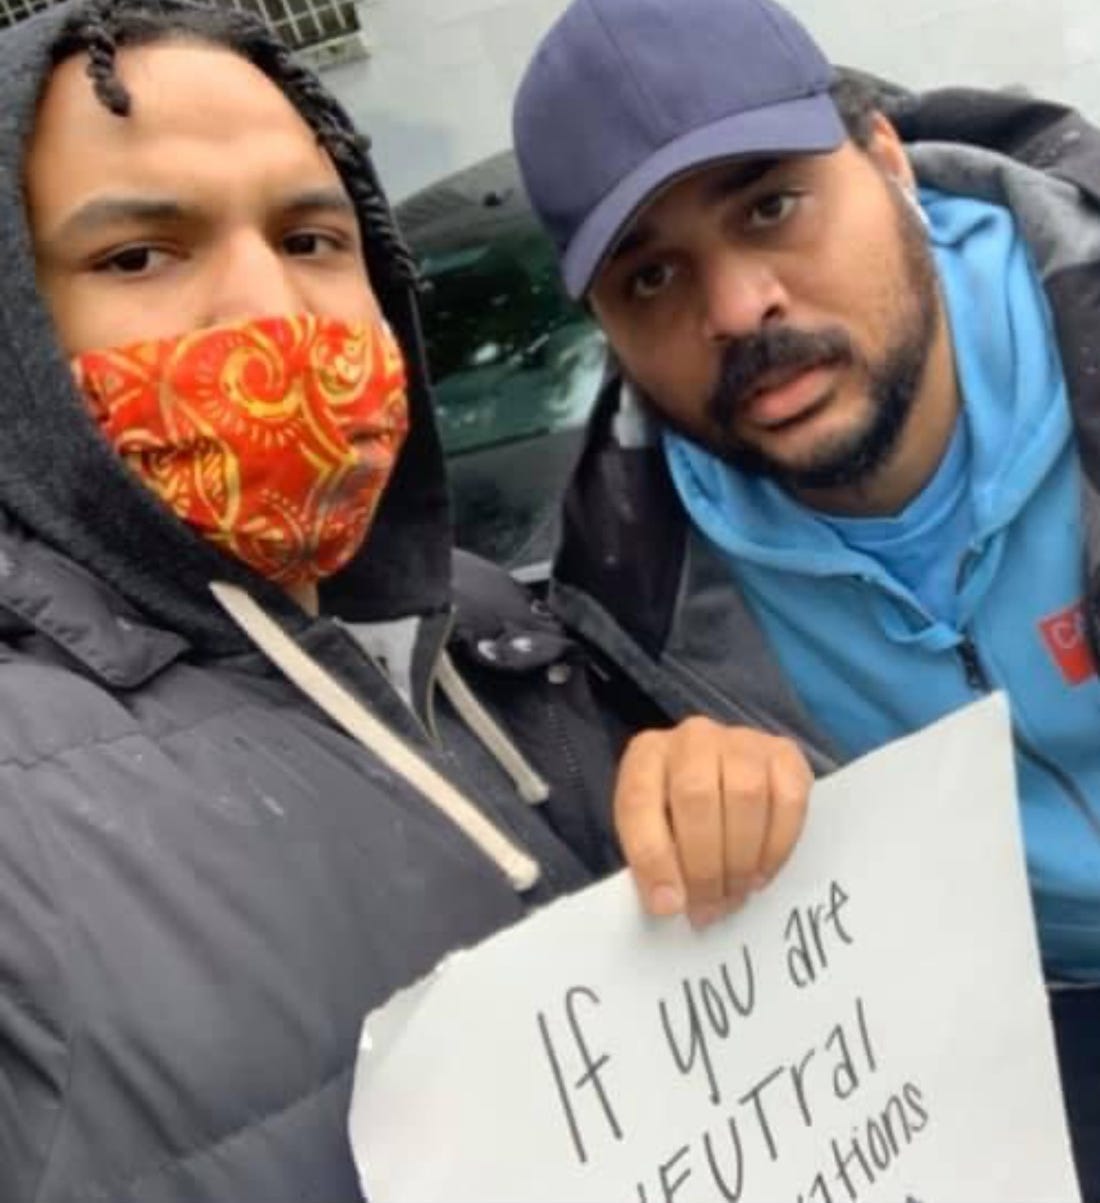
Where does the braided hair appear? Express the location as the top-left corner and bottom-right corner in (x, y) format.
(49, 0), (418, 293)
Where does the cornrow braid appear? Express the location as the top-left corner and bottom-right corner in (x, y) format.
(50, 0), (419, 292)
(237, 29), (421, 294)
(77, 13), (131, 114)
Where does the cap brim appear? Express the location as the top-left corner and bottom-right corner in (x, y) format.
(562, 92), (846, 298)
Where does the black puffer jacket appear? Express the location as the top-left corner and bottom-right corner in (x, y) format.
(0, 4), (623, 1200)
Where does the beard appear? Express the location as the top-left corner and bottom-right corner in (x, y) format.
(689, 181), (939, 494)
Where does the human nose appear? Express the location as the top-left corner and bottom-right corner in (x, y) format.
(699, 252), (788, 344)
(200, 230), (302, 326)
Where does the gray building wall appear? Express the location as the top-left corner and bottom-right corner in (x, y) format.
(328, 0), (1100, 202)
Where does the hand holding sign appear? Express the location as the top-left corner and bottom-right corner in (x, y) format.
(350, 697), (1080, 1203)
(614, 719), (813, 925)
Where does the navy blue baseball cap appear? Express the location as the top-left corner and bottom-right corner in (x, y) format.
(513, 0), (845, 298)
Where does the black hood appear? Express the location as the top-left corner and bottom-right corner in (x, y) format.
(0, 0), (451, 655)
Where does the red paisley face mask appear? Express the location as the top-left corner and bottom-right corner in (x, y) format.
(73, 313), (409, 586)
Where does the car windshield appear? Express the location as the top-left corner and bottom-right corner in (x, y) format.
(414, 204), (605, 457)
(398, 160), (606, 568)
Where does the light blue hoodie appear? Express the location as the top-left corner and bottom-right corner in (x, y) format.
(665, 189), (1100, 980)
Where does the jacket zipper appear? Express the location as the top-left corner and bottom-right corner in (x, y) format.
(957, 634), (1100, 843)
(541, 675), (590, 813)
(958, 636), (988, 692)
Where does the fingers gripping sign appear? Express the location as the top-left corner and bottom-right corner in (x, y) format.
(614, 719), (814, 928)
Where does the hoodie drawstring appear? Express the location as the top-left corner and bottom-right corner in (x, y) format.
(435, 650), (550, 805)
(210, 582), (540, 893)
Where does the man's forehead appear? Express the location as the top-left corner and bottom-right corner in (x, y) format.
(35, 40), (320, 153)
(28, 40), (349, 234)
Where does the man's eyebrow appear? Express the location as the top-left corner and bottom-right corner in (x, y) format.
(46, 187), (356, 245)
(608, 158), (785, 264)
(609, 224), (654, 264)
(700, 157), (783, 207)
(279, 187), (357, 218)
(49, 196), (193, 243)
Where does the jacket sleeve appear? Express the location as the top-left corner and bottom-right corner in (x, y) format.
(0, 776), (73, 1203)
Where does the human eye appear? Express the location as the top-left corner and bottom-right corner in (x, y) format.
(91, 244), (175, 276)
(624, 260), (678, 302)
(282, 228), (354, 258)
(745, 190), (803, 230)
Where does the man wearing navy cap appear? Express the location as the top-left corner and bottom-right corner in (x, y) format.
(516, 0), (1100, 1190)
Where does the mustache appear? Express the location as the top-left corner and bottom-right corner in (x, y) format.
(708, 326), (855, 426)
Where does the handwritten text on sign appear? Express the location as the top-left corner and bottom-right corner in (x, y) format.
(350, 697), (1079, 1203)
(538, 879), (928, 1203)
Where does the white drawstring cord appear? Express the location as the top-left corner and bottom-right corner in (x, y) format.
(435, 650), (550, 805)
(210, 582), (540, 893)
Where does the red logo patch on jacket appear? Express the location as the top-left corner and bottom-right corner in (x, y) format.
(1039, 602), (1097, 686)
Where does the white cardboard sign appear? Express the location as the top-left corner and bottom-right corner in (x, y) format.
(350, 695), (1080, 1203)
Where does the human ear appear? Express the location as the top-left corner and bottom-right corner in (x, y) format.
(865, 113), (915, 192)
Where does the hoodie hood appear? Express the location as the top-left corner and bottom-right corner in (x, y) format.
(661, 182), (1071, 584)
(0, 0), (452, 656)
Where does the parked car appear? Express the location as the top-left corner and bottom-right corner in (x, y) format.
(396, 151), (605, 573)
